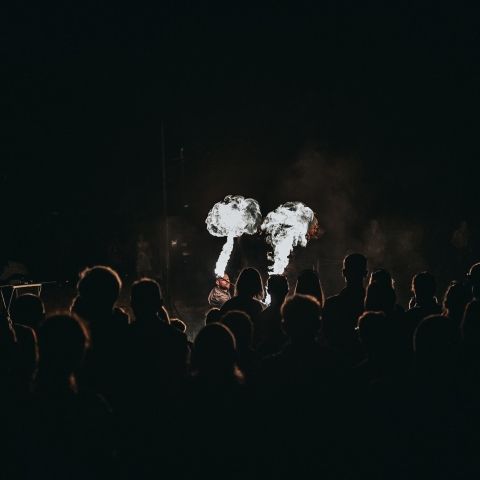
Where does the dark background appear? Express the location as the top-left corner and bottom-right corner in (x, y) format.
(2, 3), (479, 306)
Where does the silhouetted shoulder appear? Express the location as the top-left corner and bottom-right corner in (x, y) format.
(220, 296), (263, 318)
(322, 293), (344, 318)
(76, 390), (113, 419)
(13, 323), (37, 364)
(14, 323), (36, 345)
(404, 303), (442, 329)
(256, 304), (287, 354)
(323, 294), (342, 308)
(112, 306), (130, 326)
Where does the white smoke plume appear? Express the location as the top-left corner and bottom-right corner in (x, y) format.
(206, 195), (262, 277)
(261, 201), (314, 274)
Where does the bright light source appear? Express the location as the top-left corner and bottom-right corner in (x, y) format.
(206, 195), (262, 277)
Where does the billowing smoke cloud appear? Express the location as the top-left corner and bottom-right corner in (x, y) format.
(261, 202), (314, 274)
(206, 195), (262, 277)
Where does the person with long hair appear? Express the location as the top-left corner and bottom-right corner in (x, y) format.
(295, 269), (325, 308)
(220, 267), (264, 330)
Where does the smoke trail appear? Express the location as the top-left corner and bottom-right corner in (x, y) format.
(206, 195), (262, 277)
(214, 235), (235, 278)
(261, 202), (314, 274)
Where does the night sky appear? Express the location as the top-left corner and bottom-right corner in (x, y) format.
(2, 3), (480, 298)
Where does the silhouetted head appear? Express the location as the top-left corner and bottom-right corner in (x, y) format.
(467, 262), (480, 298)
(364, 281), (396, 314)
(76, 265), (122, 315)
(295, 269), (324, 307)
(235, 268), (264, 299)
(461, 300), (480, 346)
(205, 308), (222, 325)
(411, 272), (436, 304)
(131, 278), (165, 320)
(414, 314), (459, 370)
(281, 294), (321, 343)
(357, 311), (391, 356)
(170, 318), (187, 334)
(342, 253), (367, 285)
(10, 293), (45, 331)
(221, 310), (253, 351)
(38, 313), (90, 379)
(369, 269), (394, 289)
(266, 274), (289, 305)
(443, 281), (471, 323)
(191, 323), (237, 378)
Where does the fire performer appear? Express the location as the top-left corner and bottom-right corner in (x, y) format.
(207, 274), (232, 308)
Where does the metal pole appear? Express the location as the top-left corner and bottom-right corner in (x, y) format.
(180, 147), (185, 208)
(161, 122), (170, 299)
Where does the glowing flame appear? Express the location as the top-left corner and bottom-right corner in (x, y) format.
(206, 195), (262, 277)
(261, 202), (314, 275)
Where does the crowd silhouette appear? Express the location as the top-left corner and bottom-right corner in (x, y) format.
(2, 255), (480, 478)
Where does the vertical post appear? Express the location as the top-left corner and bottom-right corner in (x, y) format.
(180, 147), (185, 209)
(161, 121), (170, 300)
